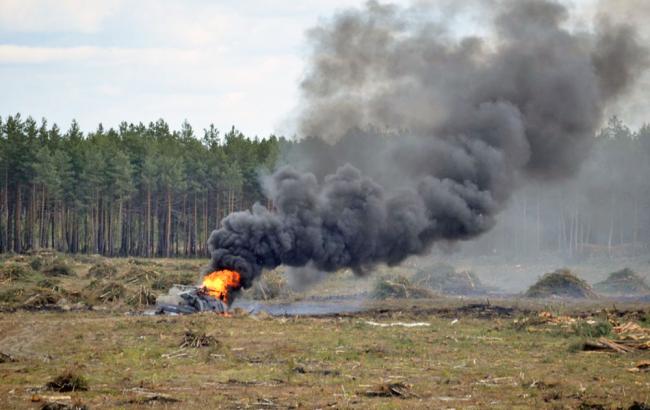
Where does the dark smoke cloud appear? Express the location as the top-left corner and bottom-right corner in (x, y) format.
(208, 0), (648, 289)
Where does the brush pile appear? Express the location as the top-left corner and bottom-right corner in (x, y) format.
(372, 275), (434, 299)
(413, 263), (487, 295)
(594, 268), (650, 296)
(525, 269), (596, 299)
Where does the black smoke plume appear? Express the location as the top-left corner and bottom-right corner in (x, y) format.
(208, 0), (648, 289)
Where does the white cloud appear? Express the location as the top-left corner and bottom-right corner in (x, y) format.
(1, 0), (645, 137)
(0, 0), (122, 33)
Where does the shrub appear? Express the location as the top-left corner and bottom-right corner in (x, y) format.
(572, 320), (612, 338)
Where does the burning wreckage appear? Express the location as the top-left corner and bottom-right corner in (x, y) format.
(155, 269), (241, 315)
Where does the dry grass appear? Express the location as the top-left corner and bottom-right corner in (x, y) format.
(1, 300), (648, 409)
(0, 257), (649, 408)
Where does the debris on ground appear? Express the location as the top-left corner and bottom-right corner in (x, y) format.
(413, 263), (488, 295)
(180, 330), (219, 348)
(293, 365), (341, 376)
(372, 275), (434, 299)
(525, 269), (596, 299)
(614, 322), (650, 339)
(0, 351), (16, 363)
(155, 285), (228, 314)
(122, 394), (180, 405)
(45, 371), (89, 392)
(362, 382), (414, 398)
(581, 336), (649, 353)
(39, 401), (88, 410)
(594, 268), (650, 296)
(628, 402), (650, 410)
(362, 321), (430, 328)
(627, 361), (650, 373)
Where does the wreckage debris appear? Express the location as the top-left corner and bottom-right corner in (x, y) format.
(155, 285), (228, 314)
(525, 269), (596, 299)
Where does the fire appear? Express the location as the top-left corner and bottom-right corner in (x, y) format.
(201, 269), (242, 305)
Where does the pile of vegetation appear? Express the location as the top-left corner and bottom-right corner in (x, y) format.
(46, 371), (89, 392)
(413, 263), (487, 295)
(372, 274), (434, 299)
(243, 270), (290, 300)
(126, 285), (158, 306)
(525, 269), (596, 299)
(0, 262), (32, 282)
(594, 268), (650, 296)
(21, 287), (62, 309)
(88, 261), (118, 278)
(119, 266), (160, 285)
(42, 259), (74, 277)
(151, 272), (196, 291)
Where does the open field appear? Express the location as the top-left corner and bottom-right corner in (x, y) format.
(1, 254), (649, 409)
(1, 302), (649, 409)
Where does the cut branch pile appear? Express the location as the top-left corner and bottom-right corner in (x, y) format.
(180, 330), (219, 349)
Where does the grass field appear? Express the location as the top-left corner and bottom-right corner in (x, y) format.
(0, 254), (649, 409)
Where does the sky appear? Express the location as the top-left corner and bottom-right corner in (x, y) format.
(0, 0), (645, 138)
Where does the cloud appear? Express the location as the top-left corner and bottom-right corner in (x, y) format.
(0, 0), (122, 33)
(0, 45), (203, 65)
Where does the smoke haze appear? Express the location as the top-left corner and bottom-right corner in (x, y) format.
(208, 0), (648, 288)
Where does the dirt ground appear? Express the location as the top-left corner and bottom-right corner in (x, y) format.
(1, 255), (649, 409)
(0, 302), (649, 409)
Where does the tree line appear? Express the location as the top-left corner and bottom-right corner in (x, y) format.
(468, 116), (650, 260)
(0, 114), (285, 257)
(1, 113), (649, 259)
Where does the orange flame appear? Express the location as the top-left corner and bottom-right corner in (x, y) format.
(201, 269), (242, 305)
